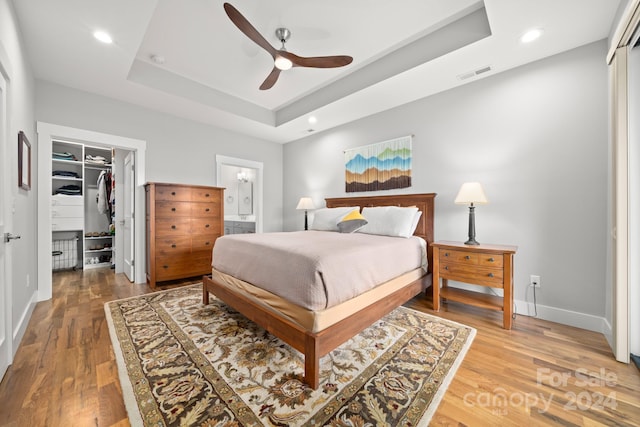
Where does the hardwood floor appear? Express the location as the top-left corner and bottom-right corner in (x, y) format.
(0, 269), (638, 426)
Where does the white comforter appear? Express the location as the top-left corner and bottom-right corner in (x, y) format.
(212, 231), (426, 311)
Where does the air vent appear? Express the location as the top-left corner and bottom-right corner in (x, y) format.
(457, 65), (492, 81)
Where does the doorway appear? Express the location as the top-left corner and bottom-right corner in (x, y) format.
(216, 155), (264, 234)
(37, 122), (147, 300)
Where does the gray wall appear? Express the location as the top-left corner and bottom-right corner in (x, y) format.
(0, 0), (37, 353)
(35, 80), (284, 232)
(284, 40), (609, 321)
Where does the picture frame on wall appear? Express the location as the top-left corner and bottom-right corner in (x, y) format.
(18, 131), (31, 191)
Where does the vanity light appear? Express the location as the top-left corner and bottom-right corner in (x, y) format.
(520, 28), (542, 44)
(93, 30), (113, 44)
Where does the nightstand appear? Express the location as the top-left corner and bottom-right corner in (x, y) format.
(432, 240), (517, 329)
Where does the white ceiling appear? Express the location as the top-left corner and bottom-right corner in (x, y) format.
(12, 0), (620, 143)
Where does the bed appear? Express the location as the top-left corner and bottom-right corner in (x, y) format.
(202, 193), (436, 388)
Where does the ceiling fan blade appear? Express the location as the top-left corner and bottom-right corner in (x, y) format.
(223, 3), (276, 58)
(281, 51), (353, 68)
(259, 67), (281, 90)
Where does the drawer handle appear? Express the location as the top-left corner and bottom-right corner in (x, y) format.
(171, 191), (176, 196)
(444, 253), (449, 257)
(488, 273), (494, 278)
(488, 257), (495, 262)
(171, 207), (176, 211)
(205, 208), (210, 212)
(205, 193), (210, 197)
(163, 265), (169, 269)
(171, 225), (176, 229)
(444, 266), (448, 270)
(205, 241), (211, 246)
(205, 224), (210, 228)
(465, 255), (471, 260)
(171, 244), (176, 248)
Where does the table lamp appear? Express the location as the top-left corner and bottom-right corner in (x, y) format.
(454, 182), (488, 245)
(296, 197), (315, 230)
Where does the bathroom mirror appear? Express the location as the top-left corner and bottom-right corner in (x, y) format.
(238, 181), (253, 215)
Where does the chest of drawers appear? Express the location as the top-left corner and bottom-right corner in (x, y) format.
(145, 182), (224, 288)
(432, 240), (517, 329)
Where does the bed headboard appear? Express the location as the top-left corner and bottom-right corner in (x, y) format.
(325, 193), (436, 272)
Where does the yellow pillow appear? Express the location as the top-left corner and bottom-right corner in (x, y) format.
(337, 210), (368, 233)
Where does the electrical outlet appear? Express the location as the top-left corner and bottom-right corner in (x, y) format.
(530, 275), (541, 288)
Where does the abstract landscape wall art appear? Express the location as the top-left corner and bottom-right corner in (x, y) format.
(345, 135), (412, 192)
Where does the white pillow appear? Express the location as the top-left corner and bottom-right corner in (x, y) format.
(357, 206), (419, 238)
(310, 207), (360, 231)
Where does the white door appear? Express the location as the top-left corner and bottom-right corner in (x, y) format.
(0, 71), (10, 379)
(123, 151), (135, 282)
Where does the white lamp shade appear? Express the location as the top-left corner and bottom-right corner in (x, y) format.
(454, 182), (488, 205)
(296, 197), (315, 210)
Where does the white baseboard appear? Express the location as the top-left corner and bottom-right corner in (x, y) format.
(515, 298), (608, 334)
(12, 290), (37, 357)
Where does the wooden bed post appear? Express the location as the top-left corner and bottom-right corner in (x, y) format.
(304, 334), (320, 389)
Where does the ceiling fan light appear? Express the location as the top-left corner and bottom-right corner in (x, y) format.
(274, 55), (292, 71)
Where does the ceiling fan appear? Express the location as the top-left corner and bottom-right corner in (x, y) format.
(223, 3), (353, 90)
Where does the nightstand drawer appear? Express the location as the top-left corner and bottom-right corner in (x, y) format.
(440, 249), (478, 264)
(440, 262), (503, 286)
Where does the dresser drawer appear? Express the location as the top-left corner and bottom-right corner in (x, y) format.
(191, 217), (220, 234)
(155, 254), (211, 281)
(192, 188), (219, 202)
(191, 201), (219, 216)
(155, 236), (192, 257)
(155, 185), (191, 201)
(155, 201), (192, 217)
(440, 262), (504, 286)
(155, 217), (191, 236)
(192, 235), (217, 253)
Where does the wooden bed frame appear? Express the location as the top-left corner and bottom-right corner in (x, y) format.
(202, 193), (436, 388)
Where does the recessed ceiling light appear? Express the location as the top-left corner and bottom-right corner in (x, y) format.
(520, 28), (542, 44)
(93, 30), (113, 44)
(308, 116), (317, 125)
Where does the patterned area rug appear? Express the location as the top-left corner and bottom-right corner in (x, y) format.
(105, 284), (475, 426)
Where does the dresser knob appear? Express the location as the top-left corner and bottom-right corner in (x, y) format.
(163, 265), (168, 269)
(205, 193), (210, 197)
(465, 255), (471, 260)
(171, 225), (176, 229)
(171, 207), (176, 211)
(171, 244), (176, 248)
(488, 273), (494, 278)
(444, 266), (448, 270)
(205, 224), (210, 228)
(488, 257), (494, 262)
(205, 208), (210, 212)
(444, 253), (449, 257)
(171, 191), (176, 196)
(205, 241), (210, 246)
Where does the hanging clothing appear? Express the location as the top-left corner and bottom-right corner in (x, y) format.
(97, 170), (113, 216)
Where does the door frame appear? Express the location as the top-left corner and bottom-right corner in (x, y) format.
(216, 155), (264, 233)
(123, 150), (135, 281)
(36, 122), (147, 300)
(0, 55), (10, 379)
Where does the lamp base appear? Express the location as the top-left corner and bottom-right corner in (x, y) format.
(464, 238), (480, 245)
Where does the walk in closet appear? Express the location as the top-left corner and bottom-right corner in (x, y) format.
(51, 140), (114, 270)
